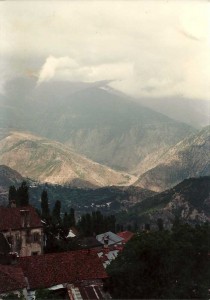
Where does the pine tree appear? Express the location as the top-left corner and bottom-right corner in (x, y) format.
(16, 181), (29, 206)
(69, 208), (75, 227)
(8, 185), (17, 206)
(52, 200), (61, 223)
(41, 190), (50, 220)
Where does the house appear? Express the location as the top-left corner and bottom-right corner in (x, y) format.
(0, 264), (27, 298)
(96, 231), (124, 248)
(17, 249), (109, 299)
(67, 281), (111, 300)
(117, 231), (134, 244)
(0, 233), (11, 264)
(76, 236), (103, 249)
(97, 245), (124, 268)
(67, 227), (79, 238)
(96, 231), (134, 268)
(0, 206), (43, 257)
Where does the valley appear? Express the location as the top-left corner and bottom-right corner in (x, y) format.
(0, 78), (209, 229)
(0, 77), (195, 173)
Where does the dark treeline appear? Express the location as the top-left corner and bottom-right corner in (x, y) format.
(40, 189), (117, 252)
(107, 221), (210, 299)
(77, 211), (116, 236)
(8, 182), (118, 253)
(8, 182), (29, 207)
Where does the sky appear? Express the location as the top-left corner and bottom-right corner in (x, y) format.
(0, 0), (210, 100)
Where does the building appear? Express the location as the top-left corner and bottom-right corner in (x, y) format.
(76, 236), (103, 249)
(97, 245), (124, 268)
(117, 231), (134, 244)
(96, 231), (124, 248)
(17, 249), (109, 299)
(96, 231), (134, 268)
(0, 264), (27, 298)
(0, 206), (43, 257)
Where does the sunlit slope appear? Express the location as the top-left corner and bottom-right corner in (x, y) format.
(0, 131), (136, 186)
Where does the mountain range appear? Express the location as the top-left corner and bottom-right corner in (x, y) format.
(137, 96), (210, 129)
(0, 131), (135, 187)
(0, 164), (155, 217)
(135, 126), (210, 192)
(119, 176), (210, 228)
(0, 164), (209, 231)
(0, 77), (195, 173)
(0, 76), (209, 198)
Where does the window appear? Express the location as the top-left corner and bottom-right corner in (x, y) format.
(33, 232), (40, 243)
(15, 234), (20, 241)
(26, 229), (31, 243)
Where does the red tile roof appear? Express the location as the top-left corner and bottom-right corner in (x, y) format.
(117, 231), (134, 243)
(0, 206), (42, 231)
(18, 249), (108, 290)
(0, 264), (27, 293)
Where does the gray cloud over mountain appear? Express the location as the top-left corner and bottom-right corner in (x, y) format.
(1, 1), (209, 100)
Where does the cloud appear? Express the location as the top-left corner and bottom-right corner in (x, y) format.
(37, 56), (79, 84)
(1, 0), (210, 100)
(37, 55), (133, 85)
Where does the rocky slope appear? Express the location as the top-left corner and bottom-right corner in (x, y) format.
(0, 131), (136, 186)
(121, 176), (210, 227)
(134, 126), (210, 192)
(0, 77), (195, 172)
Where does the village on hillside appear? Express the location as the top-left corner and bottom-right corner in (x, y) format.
(0, 190), (134, 300)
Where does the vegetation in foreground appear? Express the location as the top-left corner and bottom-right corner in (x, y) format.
(107, 221), (210, 299)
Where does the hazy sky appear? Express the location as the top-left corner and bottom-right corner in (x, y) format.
(1, 1), (209, 100)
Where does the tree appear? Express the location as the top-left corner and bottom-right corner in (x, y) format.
(77, 211), (116, 237)
(107, 223), (210, 299)
(8, 185), (17, 206)
(35, 288), (63, 300)
(69, 208), (75, 227)
(41, 190), (50, 220)
(61, 208), (76, 237)
(16, 181), (29, 206)
(52, 200), (61, 223)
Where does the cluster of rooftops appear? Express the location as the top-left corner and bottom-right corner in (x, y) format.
(0, 205), (134, 299)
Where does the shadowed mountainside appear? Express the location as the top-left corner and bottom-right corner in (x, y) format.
(134, 126), (210, 192)
(0, 77), (196, 173)
(119, 176), (210, 227)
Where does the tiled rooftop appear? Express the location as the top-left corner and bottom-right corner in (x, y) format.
(117, 231), (134, 243)
(0, 205), (42, 231)
(18, 249), (108, 290)
(0, 264), (27, 293)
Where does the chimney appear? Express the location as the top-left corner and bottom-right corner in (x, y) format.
(20, 210), (30, 227)
(103, 234), (109, 249)
(10, 199), (16, 208)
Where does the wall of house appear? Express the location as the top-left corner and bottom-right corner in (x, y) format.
(3, 227), (43, 257)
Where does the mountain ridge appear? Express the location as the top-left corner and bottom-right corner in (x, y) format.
(0, 77), (196, 173)
(134, 126), (210, 191)
(0, 130), (136, 187)
(120, 176), (210, 228)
